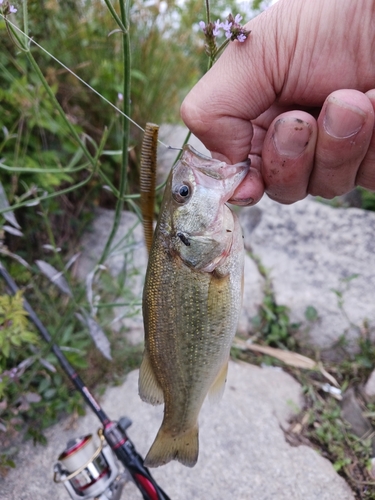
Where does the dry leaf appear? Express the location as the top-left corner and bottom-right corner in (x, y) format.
(317, 363), (340, 388)
(39, 358), (57, 373)
(36, 260), (72, 297)
(233, 339), (316, 369)
(24, 392), (42, 403)
(76, 311), (112, 361)
(0, 248), (30, 269)
(65, 252), (80, 270)
(0, 182), (21, 229)
(3, 225), (23, 237)
(233, 338), (340, 387)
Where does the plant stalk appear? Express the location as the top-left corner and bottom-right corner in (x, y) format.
(99, 0), (131, 264)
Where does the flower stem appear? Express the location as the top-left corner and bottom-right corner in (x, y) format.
(22, 0), (28, 46)
(102, 0), (127, 33)
(214, 39), (230, 60)
(205, 0), (210, 24)
(98, 0), (131, 265)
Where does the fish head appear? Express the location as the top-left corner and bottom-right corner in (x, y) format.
(162, 145), (249, 271)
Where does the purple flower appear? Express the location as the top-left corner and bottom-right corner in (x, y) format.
(222, 20), (232, 32)
(213, 19), (222, 37)
(198, 12), (250, 53)
(222, 13), (250, 43)
(0, 1), (18, 14)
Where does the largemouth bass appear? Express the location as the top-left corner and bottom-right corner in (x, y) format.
(139, 144), (249, 468)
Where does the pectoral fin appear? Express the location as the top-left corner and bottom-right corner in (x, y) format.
(208, 361), (228, 404)
(138, 351), (164, 405)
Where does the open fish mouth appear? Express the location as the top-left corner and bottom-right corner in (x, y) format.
(189, 155), (250, 202)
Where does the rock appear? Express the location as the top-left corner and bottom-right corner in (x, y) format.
(364, 369), (375, 399)
(341, 388), (372, 438)
(240, 196), (375, 352)
(237, 254), (265, 335)
(0, 361), (354, 500)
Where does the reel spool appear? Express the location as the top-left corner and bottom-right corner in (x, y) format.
(54, 428), (128, 500)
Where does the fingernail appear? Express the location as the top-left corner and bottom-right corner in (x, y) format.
(324, 97), (366, 138)
(273, 118), (312, 157)
(230, 197), (254, 206)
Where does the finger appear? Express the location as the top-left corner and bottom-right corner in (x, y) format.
(308, 89), (375, 198)
(230, 158), (264, 206)
(356, 89), (375, 190)
(180, 11), (280, 164)
(261, 111), (318, 204)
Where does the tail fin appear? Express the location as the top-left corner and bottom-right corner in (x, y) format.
(144, 425), (199, 468)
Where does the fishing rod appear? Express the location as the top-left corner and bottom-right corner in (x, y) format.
(0, 261), (171, 500)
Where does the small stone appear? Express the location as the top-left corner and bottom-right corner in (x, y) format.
(369, 457), (375, 480)
(341, 388), (372, 438)
(364, 369), (375, 399)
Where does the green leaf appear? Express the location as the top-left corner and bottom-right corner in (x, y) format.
(2, 342), (10, 358)
(305, 305), (318, 322)
(43, 388), (57, 400)
(10, 336), (22, 346)
(38, 378), (51, 393)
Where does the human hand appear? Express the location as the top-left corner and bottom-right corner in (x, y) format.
(180, 0), (375, 205)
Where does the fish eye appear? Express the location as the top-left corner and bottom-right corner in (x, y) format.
(172, 182), (192, 203)
(179, 185), (189, 197)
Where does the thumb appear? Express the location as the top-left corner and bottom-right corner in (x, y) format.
(180, 5), (284, 164)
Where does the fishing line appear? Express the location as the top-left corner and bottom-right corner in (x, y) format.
(0, 14), (173, 149)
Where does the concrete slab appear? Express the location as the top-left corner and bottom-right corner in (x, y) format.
(240, 196), (375, 351)
(1, 361), (354, 500)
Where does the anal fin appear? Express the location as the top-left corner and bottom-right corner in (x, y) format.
(138, 351), (164, 405)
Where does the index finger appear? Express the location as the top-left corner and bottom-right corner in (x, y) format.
(180, 17), (277, 164)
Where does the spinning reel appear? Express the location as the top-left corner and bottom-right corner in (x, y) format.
(54, 418), (132, 500)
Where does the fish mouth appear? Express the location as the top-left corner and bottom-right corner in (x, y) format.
(181, 145), (250, 200)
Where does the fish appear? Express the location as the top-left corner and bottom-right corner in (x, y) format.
(139, 144), (249, 468)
